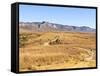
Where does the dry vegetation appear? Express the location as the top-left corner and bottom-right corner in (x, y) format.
(19, 31), (96, 71)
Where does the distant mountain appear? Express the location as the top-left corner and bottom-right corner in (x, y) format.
(19, 21), (95, 32)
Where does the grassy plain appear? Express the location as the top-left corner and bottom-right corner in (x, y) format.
(19, 31), (96, 71)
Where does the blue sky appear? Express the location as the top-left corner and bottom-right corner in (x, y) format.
(19, 4), (96, 28)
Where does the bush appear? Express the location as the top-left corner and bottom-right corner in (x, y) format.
(19, 34), (28, 47)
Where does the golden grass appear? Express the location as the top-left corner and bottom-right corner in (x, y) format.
(19, 32), (96, 71)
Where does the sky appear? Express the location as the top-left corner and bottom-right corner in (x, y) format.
(19, 4), (96, 28)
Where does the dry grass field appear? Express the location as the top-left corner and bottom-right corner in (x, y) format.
(19, 31), (96, 71)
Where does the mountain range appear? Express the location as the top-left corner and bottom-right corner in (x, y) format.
(19, 21), (95, 32)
